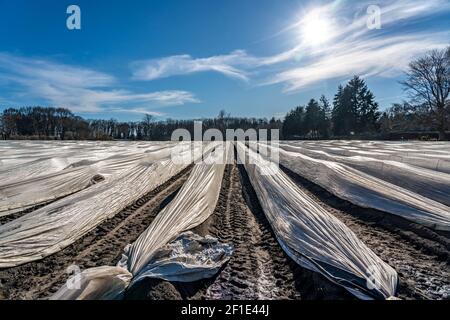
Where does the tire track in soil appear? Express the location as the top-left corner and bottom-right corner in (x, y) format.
(0, 165), (193, 300)
(203, 162), (354, 300)
(130, 161), (353, 300)
(204, 163), (291, 300)
(281, 165), (450, 300)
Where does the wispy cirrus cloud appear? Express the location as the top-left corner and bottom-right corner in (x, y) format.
(0, 53), (199, 114)
(131, 0), (449, 93)
(266, 32), (449, 92)
(108, 107), (165, 116)
(131, 50), (253, 81)
(264, 0), (450, 91)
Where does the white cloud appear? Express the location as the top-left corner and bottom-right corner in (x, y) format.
(131, 50), (254, 81)
(269, 0), (450, 91)
(267, 33), (449, 92)
(108, 108), (165, 116)
(262, 0), (450, 91)
(0, 53), (199, 114)
(130, 0), (449, 93)
(0, 53), (115, 88)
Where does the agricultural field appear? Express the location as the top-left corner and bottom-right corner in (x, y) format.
(0, 140), (449, 300)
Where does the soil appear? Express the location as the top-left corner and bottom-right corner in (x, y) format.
(124, 162), (353, 300)
(1, 158), (449, 300)
(0, 165), (193, 300)
(281, 165), (450, 300)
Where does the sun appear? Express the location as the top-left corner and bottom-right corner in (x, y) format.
(300, 9), (334, 47)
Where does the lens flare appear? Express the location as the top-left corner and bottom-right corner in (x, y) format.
(300, 9), (335, 47)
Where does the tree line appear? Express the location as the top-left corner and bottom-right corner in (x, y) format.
(0, 107), (282, 141)
(1, 47), (449, 141)
(282, 47), (449, 140)
(282, 76), (381, 139)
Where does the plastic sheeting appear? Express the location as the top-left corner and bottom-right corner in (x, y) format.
(280, 143), (450, 207)
(237, 142), (398, 300)
(123, 231), (233, 283)
(0, 143), (204, 268)
(51, 143), (233, 300)
(51, 232), (232, 300)
(288, 141), (450, 174)
(0, 144), (177, 217)
(0, 141), (177, 179)
(0, 166), (103, 216)
(0, 157), (73, 185)
(261, 144), (450, 231)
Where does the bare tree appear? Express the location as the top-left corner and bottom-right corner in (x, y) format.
(141, 113), (154, 139)
(402, 47), (450, 140)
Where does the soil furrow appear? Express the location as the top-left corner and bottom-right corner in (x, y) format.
(125, 161), (353, 300)
(0, 165), (193, 300)
(281, 165), (450, 300)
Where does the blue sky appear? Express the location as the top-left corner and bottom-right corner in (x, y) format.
(0, 0), (449, 121)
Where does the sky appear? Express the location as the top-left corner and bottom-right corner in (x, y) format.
(0, 0), (449, 121)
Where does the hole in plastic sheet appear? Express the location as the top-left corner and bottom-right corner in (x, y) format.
(91, 174), (105, 184)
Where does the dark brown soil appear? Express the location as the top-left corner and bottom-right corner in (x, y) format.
(124, 162), (353, 300)
(1, 157), (449, 301)
(281, 165), (450, 300)
(0, 165), (193, 300)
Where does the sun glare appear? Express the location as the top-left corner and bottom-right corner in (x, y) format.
(300, 9), (334, 47)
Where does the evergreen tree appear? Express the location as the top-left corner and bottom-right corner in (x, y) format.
(332, 84), (355, 136)
(332, 76), (380, 135)
(348, 76), (380, 133)
(319, 95), (332, 138)
(282, 106), (306, 139)
(304, 99), (327, 138)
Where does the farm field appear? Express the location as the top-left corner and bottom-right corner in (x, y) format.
(0, 140), (449, 300)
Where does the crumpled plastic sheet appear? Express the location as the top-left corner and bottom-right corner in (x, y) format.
(280, 143), (450, 207)
(50, 266), (133, 300)
(0, 165), (103, 216)
(237, 142), (398, 300)
(124, 231), (233, 283)
(51, 232), (233, 300)
(0, 143), (208, 268)
(0, 141), (177, 183)
(51, 142), (233, 300)
(260, 144), (450, 231)
(0, 157), (73, 185)
(289, 141), (450, 174)
(0, 144), (177, 217)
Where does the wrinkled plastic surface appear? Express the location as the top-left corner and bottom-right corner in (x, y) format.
(123, 143), (232, 276)
(288, 141), (450, 174)
(0, 143), (177, 216)
(51, 143), (233, 300)
(237, 142), (398, 300)
(50, 266), (133, 300)
(280, 143), (450, 207)
(0, 143), (202, 268)
(124, 231), (233, 284)
(0, 166), (102, 216)
(258, 143), (450, 231)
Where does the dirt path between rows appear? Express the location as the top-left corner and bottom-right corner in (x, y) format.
(0, 166), (193, 300)
(125, 162), (353, 300)
(2, 158), (448, 300)
(281, 166), (450, 300)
